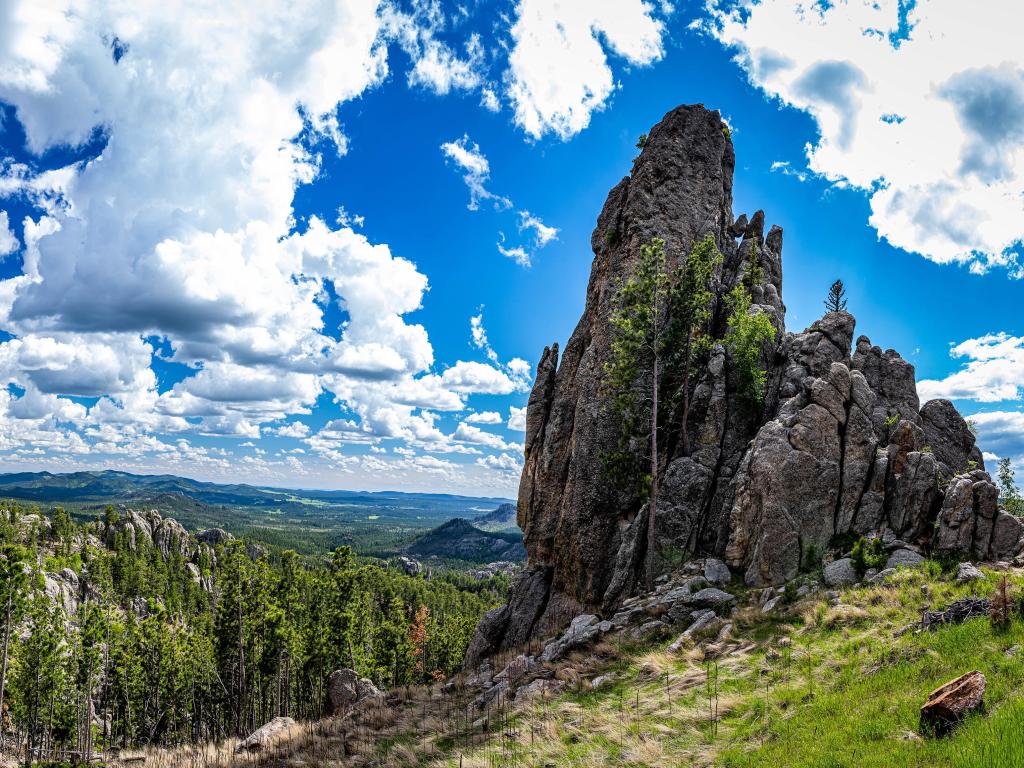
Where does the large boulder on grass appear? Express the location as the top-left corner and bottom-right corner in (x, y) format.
(885, 548), (925, 571)
(327, 669), (382, 714)
(235, 716), (296, 753)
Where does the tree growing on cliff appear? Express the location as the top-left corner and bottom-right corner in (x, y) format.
(725, 284), (777, 405)
(825, 279), (848, 313)
(998, 457), (1024, 517)
(603, 236), (720, 588)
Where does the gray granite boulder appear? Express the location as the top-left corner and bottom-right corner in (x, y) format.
(327, 669), (381, 714)
(823, 558), (858, 588)
(956, 562), (984, 583)
(236, 717), (296, 753)
(885, 549), (925, 570)
(703, 558), (731, 585)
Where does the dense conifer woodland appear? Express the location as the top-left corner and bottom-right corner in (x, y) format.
(0, 501), (506, 761)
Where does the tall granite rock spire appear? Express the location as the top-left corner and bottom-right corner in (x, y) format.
(466, 104), (1022, 665)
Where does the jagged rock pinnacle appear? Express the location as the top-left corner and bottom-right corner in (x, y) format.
(464, 103), (1017, 668)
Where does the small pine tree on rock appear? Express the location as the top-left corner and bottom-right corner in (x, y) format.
(824, 279), (848, 313)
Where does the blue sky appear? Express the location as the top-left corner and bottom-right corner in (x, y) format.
(0, 0), (1022, 495)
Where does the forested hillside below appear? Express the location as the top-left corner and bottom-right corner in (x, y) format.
(0, 500), (507, 762)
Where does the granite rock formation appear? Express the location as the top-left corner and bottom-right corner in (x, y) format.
(466, 104), (1022, 666)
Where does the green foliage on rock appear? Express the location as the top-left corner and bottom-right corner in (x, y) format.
(851, 536), (887, 578)
(724, 283), (777, 405)
(602, 235), (721, 495)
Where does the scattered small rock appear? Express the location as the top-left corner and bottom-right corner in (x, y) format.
(668, 609), (719, 652)
(703, 558), (731, 585)
(687, 587), (736, 610)
(540, 614), (604, 662)
(630, 619), (670, 642)
(591, 673), (615, 689)
(610, 606), (645, 628)
(868, 568), (897, 585)
(761, 595), (782, 614)
(516, 678), (564, 701)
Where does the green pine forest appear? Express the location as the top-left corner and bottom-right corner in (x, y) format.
(0, 501), (507, 761)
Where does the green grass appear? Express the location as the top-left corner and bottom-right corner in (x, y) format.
(431, 564), (1024, 768)
(721, 615), (1024, 767)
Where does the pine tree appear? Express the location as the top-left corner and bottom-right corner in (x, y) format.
(998, 457), (1024, 516)
(0, 497), (507, 748)
(724, 284), (778, 405)
(670, 235), (721, 457)
(824, 279), (848, 313)
(603, 236), (720, 589)
(12, 595), (66, 763)
(0, 544), (29, 740)
(51, 507), (74, 557)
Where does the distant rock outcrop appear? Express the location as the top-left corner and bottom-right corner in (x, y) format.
(407, 518), (525, 563)
(474, 503), (519, 532)
(197, 527), (233, 546)
(469, 103), (1022, 662)
(105, 508), (193, 559)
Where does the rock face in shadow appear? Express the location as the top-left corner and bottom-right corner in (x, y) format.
(467, 103), (1021, 664)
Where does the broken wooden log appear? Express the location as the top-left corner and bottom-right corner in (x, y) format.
(920, 670), (986, 735)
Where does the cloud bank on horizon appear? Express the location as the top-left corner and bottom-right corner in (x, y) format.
(0, 0), (1021, 493)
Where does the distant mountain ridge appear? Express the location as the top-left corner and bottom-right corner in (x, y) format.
(0, 469), (512, 507)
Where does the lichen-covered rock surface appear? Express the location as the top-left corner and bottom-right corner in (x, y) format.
(468, 103), (1023, 664)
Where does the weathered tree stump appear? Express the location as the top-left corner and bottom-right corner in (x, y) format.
(920, 671), (986, 735)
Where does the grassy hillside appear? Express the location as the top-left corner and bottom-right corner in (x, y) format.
(486, 565), (1024, 768)
(167, 562), (1024, 767)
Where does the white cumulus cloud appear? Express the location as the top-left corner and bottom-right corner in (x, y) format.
(465, 410), (503, 424)
(505, 0), (667, 140)
(507, 405), (526, 431)
(0, 212), (17, 256)
(917, 333), (1024, 404)
(704, 0), (1024, 274)
(440, 134), (512, 211)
